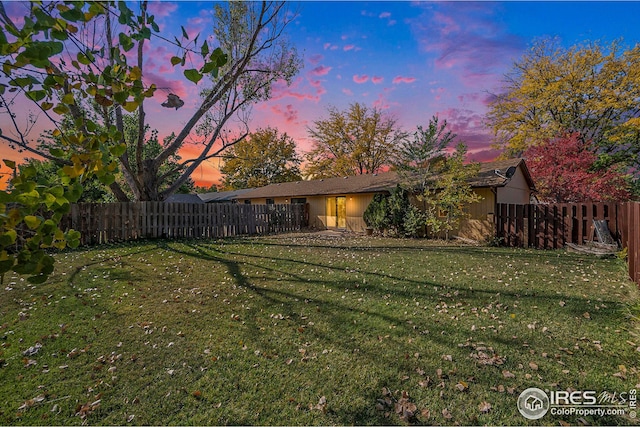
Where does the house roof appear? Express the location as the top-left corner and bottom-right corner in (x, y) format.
(238, 172), (402, 199)
(236, 158), (535, 200)
(198, 188), (253, 203)
(165, 194), (205, 204)
(470, 158), (536, 189)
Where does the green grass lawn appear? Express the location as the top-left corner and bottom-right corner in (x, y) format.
(1, 234), (639, 425)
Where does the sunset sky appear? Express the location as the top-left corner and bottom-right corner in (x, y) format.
(2, 1), (640, 188)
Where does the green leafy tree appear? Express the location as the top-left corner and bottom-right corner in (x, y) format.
(221, 127), (301, 190)
(1, 1), (300, 201)
(24, 114), (194, 202)
(194, 184), (219, 194)
(0, 2), (156, 282)
(486, 39), (640, 171)
(0, 1), (298, 282)
(363, 186), (424, 237)
(392, 117), (480, 238)
(423, 144), (481, 239)
(305, 103), (406, 178)
(394, 116), (454, 193)
(14, 159), (115, 204)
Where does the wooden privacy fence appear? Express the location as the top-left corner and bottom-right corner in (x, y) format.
(495, 202), (621, 249)
(623, 202), (640, 285)
(496, 202), (640, 286)
(60, 202), (307, 246)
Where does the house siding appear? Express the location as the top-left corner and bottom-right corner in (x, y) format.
(346, 194), (374, 232)
(457, 187), (495, 241)
(496, 167), (531, 204)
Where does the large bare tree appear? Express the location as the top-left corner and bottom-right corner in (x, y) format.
(0, 1), (301, 201)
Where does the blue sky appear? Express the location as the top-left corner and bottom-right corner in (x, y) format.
(3, 1), (640, 186)
(241, 1), (640, 165)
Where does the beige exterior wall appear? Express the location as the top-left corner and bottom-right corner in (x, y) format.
(496, 167), (531, 204)
(345, 194), (374, 232)
(457, 187), (495, 241)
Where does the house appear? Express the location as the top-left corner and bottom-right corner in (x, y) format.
(196, 158), (536, 240)
(165, 189), (253, 204)
(164, 193), (205, 204)
(198, 188), (254, 203)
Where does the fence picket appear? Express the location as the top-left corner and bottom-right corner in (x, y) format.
(60, 202), (306, 248)
(496, 202), (639, 286)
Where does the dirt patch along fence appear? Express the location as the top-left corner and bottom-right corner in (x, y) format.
(60, 202), (307, 246)
(496, 201), (640, 286)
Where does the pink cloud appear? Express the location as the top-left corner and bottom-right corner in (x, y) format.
(371, 76), (384, 84)
(343, 44), (356, 52)
(270, 77), (324, 103)
(353, 75), (369, 84)
(392, 76), (417, 84)
(271, 104), (299, 124)
(379, 12), (391, 19)
(431, 86), (447, 101)
(311, 65), (332, 76)
(435, 107), (492, 151)
(373, 94), (390, 110)
(309, 54), (324, 65)
(342, 88), (354, 96)
(410, 3), (523, 89)
(148, 2), (178, 17)
(468, 148), (502, 163)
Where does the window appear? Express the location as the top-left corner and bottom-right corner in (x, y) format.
(244, 200), (251, 205)
(266, 198), (275, 205)
(291, 198), (307, 204)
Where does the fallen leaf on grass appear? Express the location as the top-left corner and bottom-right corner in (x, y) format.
(395, 391), (417, 423)
(613, 365), (627, 379)
(478, 401), (492, 413)
(18, 395), (45, 410)
(442, 408), (452, 419)
(471, 350), (505, 366)
(22, 343), (42, 356)
(502, 370), (515, 379)
(528, 361), (539, 370)
(418, 377), (431, 388)
(583, 312), (591, 319)
(455, 381), (469, 392)
(22, 358), (37, 368)
(315, 396), (327, 412)
(75, 400), (100, 420)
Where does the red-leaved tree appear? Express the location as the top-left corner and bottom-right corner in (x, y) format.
(524, 133), (631, 203)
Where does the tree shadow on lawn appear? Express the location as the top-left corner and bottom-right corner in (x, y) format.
(155, 240), (633, 358)
(140, 239), (638, 425)
(170, 240), (627, 312)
